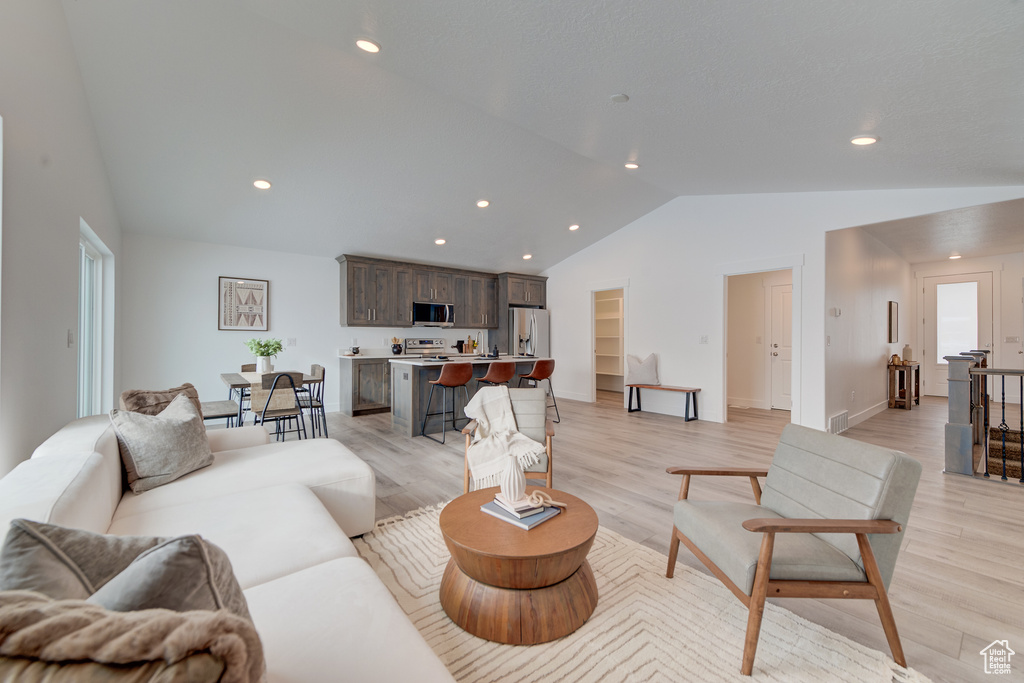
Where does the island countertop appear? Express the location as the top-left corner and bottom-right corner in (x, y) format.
(389, 355), (550, 367)
(389, 356), (551, 437)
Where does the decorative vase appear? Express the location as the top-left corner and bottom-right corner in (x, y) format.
(392, 343), (403, 355)
(257, 356), (273, 373)
(499, 454), (526, 503)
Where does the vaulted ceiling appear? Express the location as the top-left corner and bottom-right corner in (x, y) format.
(60, 1), (1024, 273)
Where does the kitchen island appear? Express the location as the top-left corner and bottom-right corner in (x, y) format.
(390, 356), (551, 438)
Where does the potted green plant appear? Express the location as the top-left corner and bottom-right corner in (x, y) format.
(245, 338), (284, 373)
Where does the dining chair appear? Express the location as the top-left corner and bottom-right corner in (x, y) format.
(235, 363), (258, 422)
(249, 371), (307, 440)
(298, 364), (328, 437)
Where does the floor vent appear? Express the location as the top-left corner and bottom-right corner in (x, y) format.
(829, 411), (849, 434)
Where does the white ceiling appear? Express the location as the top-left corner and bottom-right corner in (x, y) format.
(860, 197), (1024, 265)
(59, 1), (1024, 273)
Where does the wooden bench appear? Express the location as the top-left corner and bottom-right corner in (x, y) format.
(626, 384), (700, 421)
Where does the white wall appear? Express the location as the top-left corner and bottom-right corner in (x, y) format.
(122, 233), (486, 413)
(0, 1), (122, 475)
(824, 227), (915, 427)
(544, 187), (1024, 429)
(727, 269), (792, 409)
(913, 252), (1024, 404)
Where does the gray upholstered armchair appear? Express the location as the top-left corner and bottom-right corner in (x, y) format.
(666, 424), (921, 675)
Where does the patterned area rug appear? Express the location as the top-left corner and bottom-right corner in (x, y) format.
(354, 505), (931, 683)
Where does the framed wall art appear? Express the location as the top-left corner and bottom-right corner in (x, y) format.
(887, 300), (898, 343)
(219, 277), (268, 331)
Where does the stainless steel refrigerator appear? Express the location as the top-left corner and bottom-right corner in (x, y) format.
(509, 307), (550, 357)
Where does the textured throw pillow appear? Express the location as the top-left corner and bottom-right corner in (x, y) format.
(119, 382), (203, 417)
(0, 520), (250, 621)
(0, 519), (162, 599)
(625, 353), (660, 386)
(110, 393), (213, 493)
(91, 535), (251, 620)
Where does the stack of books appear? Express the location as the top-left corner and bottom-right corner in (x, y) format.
(480, 492), (561, 530)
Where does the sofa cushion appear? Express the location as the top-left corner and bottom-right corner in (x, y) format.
(0, 453), (120, 535)
(244, 557), (455, 683)
(0, 520), (250, 621)
(108, 484), (358, 589)
(119, 382), (203, 417)
(113, 439), (376, 537)
(110, 394), (213, 493)
(673, 500), (866, 595)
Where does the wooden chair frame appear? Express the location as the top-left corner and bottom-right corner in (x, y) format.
(461, 418), (555, 493)
(665, 467), (906, 676)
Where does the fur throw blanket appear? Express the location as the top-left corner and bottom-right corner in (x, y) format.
(0, 591), (264, 683)
(464, 386), (544, 489)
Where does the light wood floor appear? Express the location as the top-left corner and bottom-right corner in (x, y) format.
(324, 392), (1024, 683)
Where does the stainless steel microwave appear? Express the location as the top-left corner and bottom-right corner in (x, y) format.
(412, 301), (454, 327)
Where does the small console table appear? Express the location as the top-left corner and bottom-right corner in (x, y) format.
(888, 362), (920, 410)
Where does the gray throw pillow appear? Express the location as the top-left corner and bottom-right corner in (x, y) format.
(110, 393), (213, 493)
(0, 519), (251, 621)
(0, 519), (162, 599)
(625, 353), (660, 386)
(119, 382), (203, 417)
(90, 535), (251, 620)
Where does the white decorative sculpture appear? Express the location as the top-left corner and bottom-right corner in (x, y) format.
(500, 453), (526, 503)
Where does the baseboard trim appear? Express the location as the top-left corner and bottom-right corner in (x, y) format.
(849, 400), (888, 428)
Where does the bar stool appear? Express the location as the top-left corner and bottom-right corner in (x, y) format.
(476, 361), (516, 387)
(421, 362), (474, 444)
(517, 359), (560, 423)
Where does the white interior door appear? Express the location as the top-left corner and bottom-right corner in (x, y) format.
(923, 272), (993, 396)
(770, 284), (792, 410)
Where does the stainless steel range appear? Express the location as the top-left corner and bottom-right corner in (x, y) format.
(403, 338), (447, 356)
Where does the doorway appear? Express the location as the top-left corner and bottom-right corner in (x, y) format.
(594, 288), (624, 394)
(922, 272), (993, 396)
(726, 269), (793, 411)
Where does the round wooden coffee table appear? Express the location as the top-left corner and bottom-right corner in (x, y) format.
(438, 486), (599, 644)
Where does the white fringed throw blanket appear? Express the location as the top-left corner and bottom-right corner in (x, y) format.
(464, 386), (544, 489)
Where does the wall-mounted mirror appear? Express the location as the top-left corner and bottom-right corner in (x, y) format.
(888, 301), (898, 343)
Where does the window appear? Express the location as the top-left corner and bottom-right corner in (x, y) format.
(935, 281), (978, 364)
(77, 237), (103, 417)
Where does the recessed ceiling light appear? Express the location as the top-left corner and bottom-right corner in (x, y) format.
(356, 39), (380, 53)
(850, 135), (879, 146)
(569, 224), (580, 231)
(610, 93), (630, 103)
(435, 239), (446, 245)
(949, 254), (962, 260)
(476, 199), (490, 208)
(624, 162), (639, 170)
(253, 179), (271, 190)
(522, 254), (532, 260)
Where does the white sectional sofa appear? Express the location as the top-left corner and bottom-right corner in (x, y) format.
(0, 416), (455, 682)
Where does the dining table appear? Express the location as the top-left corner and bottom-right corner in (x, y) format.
(218, 371), (318, 426)
(219, 371), (316, 394)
